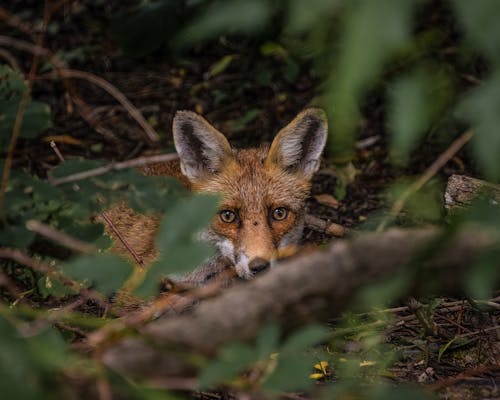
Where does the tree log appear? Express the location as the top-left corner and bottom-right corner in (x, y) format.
(102, 227), (497, 379)
(444, 174), (500, 212)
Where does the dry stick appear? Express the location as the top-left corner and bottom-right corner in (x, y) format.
(50, 140), (66, 162)
(100, 212), (145, 268)
(48, 141), (145, 272)
(57, 69), (160, 143)
(50, 153), (179, 186)
(0, 47), (20, 70)
(0, 7), (35, 38)
(0, 247), (106, 307)
(0, 35), (160, 144)
(25, 219), (97, 254)
(376, 130), (474, 232)
(0, 38), (44, 220)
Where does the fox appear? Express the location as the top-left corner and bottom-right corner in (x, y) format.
(105, 108), (327, 285)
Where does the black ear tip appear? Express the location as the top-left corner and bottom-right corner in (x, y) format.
(173, 110), (199, 123)
(302, 108), (327, 123)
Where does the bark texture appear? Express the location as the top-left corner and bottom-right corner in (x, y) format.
(102, 227), (496, 379)
(444, 174), (500, 211)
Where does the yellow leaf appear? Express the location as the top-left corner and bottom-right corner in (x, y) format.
(309, 373), (325, 380)
(43, 135), (84, 146)
(359, 360), (376, 367)
(314, 361), (329, 371)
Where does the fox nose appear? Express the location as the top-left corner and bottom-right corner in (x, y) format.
(249, 257), (270, 274)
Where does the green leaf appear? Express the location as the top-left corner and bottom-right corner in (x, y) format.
(465, 247), (500, 300)
(0, 66), (51, 147)
(452, 0), (500, 63)
(62, 253), (133, 296)
(175, 0), (272, 47)
(256, 322), (280, 359)
(0, 317), (43, 399)
(286, 0), (341, 34)
(198, 343), (257, 389)
(327, 0), (417, 158)
(389, 67), (452, 163)
(0, 224), (36, 248)
(37, 275), (77, 298)
(280, 324), (329, 354)
(457, 73), (500, 180)
(208, 55), (235, 77)
(136, 194), (219, 296)
(262, 352), (315, 392)
(438, 337), (458, 363)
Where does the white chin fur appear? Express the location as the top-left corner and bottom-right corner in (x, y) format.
(234, 254), (253, 279)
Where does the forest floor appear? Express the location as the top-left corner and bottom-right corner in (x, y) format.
(1, 2), (499, 399)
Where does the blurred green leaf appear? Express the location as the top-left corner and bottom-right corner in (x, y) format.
(263, 352), (316, 392)
(62, 253), (133, 296)
(136, 194), (219, 296)
(328, 0), (416, 158)
(198, 343), (257, 389)
(389, 68), (452, 163)
(280, 324), (329, 354)
(175, 0), (271, 47)
(208, 54), (235, 77)
(286, 0), (341, 34)
(37, 275), (76, 298)
(457, 73), (500, 180)
(256, 321), (280, 359)
(466, 247), (500, 299)
(0, 317), (43, 399)
(0, 65), (51, 148)
(452, 0), (500, 63)
(0, 223), (36, 247)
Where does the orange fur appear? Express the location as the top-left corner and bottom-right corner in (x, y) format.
(103, 108), (327, 284)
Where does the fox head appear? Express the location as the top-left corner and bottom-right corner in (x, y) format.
(173, 109), (327, 279)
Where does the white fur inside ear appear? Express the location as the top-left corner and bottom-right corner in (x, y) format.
(173, 111), (231, 181)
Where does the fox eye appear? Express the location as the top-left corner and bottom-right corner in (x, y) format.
(219, 210), (237, 223)
(271, 207), (288, 221)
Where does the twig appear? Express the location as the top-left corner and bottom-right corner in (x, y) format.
(0, 247), (106, 307)
(0, 34), (45, 220)
(25, 219), (97, 254)
(49, 153), (179, 186)
(0, 83), (31, 220)
(0, 47), (20, 70)
(377, 130), (474, 232)
(50, 140), (66, 161)
(56, 69), (160, 143)
(0, 35), (160, 144)
(305, 214), (346, 237)
(100, 212), (144, 267)
(0, 7), (35, 39)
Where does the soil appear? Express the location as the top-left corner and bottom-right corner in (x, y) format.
(1, 1), (498, 399)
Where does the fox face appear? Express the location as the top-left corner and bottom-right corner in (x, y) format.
(173, 109), (327, 279)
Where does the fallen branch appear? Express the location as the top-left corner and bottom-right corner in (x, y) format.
(444, 174), (500, 212)
(305, 214), (346, 237)
(49, 153), (179, 186)
(377, 130), (474, 231)
(101, 227), (497, 379)
(25, 219), (97, 254)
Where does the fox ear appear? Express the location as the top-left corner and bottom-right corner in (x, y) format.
(266, 108), (327, 178)
(173, 111), (232, 182)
